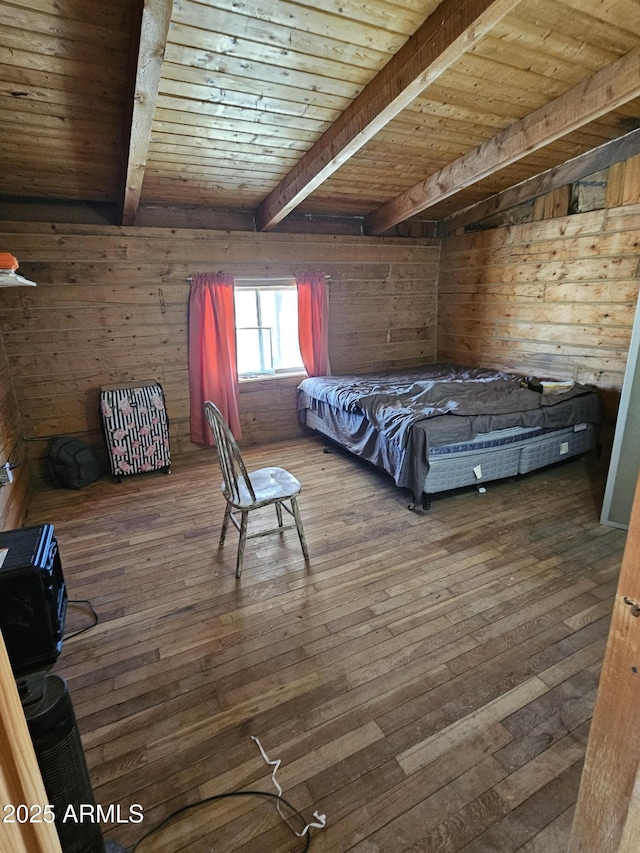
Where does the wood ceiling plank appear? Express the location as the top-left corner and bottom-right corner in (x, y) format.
(481, 17), (620, 72)
(364, 46), (640, 234)
(0, 5), (131, 50)
(0, 110), (123, 137)
(2, 144), (119, 166)
(2, 177), (114, 200)
(145, 162), (289, 180)
(0, 60), (127, 103)
(470, 40), (598, 84)
(155, 92), (333, 127)
(0, 27), (126, 64)
(517, 0), (640, 52)
(163, 43), (371, 95)
(2, 0), (638, 222)
(373, 108), (631, 156)
(0, 45), (127, 86)
(149, 135), (305, 159)
(160, 62), (353, 112)
(149, 161), (284, 183)
(150, 122), (312, 151)
(143, 171), (280, 187)
(121, 0), (173, 226)
(149, 145), (300, 167)
(289, 0), (430, 32)
(0, 81), (121, 114)
(158, 82), (338, 125)
(0, 94), (118, 123)
(0, 137), (118, 165)
(557, 0), (640, 36)
(168, 20), (385, 77)
(152, 108), (321, 143)
(400, 99), (521, 132)
(177, 0), (419, 52)
(0, 1), (135, 207)
(198, 0), (430, 40)
(254, 0), (522, 231)
(425, 62), (566, 111)
(140, 185), (269, 204)
(7, 0), (130, 27)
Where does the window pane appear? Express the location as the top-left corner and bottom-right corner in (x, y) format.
(258, 289), (302, 371)
(236, 327), (273, 374)
(235, 284), (303, 376)
(234, 289), (258, 326)
(258, 291), (278, 366)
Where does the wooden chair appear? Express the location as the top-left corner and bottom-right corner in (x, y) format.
(204, 401), (309, 578)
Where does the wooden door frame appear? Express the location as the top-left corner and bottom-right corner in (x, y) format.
(0, 631), (62, 853)
(601, 293), (640, 528)
(570, 473), (640, 851)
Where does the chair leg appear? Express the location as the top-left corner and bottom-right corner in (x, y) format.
(291, 497), (309, 561)
(219, 501), (232, 548)
(275, 501), (283, 530)
(236, 511), (249, 579)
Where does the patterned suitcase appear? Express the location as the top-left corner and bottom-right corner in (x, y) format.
(100, 381), (171, 479)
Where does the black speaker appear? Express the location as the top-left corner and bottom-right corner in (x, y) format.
(21, 673), (105, 853)
(0, 524), (67, 675)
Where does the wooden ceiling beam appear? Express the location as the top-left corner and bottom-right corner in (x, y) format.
(365, 46), (640, 235)
(254, 0), (523, 232)
(437, 126), (640, 236)
(121, 0), (173, 226)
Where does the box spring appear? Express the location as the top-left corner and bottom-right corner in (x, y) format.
(304, 408), (595, 496)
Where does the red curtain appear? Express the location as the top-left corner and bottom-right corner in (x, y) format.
(296, 270), (329, 377)
(188, 272), (241, 444)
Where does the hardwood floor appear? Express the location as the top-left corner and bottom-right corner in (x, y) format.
(25, 437), (626, 852)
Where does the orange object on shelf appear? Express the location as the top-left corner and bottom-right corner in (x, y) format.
(0, 253), (19, 271)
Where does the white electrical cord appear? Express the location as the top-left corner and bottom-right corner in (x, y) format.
(251, 736), (327, 839)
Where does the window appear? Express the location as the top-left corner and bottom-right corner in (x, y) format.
(234, 281), (304, 377)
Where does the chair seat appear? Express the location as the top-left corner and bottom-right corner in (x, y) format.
(222, 466), (302, 509)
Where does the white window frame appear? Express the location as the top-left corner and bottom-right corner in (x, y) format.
(234, 278), (304, 379)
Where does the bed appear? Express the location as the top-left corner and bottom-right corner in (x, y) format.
(297, 363), (600, 509)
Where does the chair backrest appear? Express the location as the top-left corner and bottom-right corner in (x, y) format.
(203, 401), (256, 504)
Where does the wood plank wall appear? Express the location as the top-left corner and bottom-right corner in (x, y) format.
(438, 199), (640, 449)
(0, 329), (29, 529)
(3, 153), (636, 524)
(0, 224), (438, 495)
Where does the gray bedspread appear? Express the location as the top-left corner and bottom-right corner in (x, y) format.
(298, 364), (601, 500)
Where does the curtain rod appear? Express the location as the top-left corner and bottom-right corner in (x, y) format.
(185, 275), (331, 284)
(186, 275), (330, 283)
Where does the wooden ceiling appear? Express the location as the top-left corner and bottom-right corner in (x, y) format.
(1, 0), (640, 233)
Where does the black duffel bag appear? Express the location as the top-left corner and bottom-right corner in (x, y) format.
(48, 437), (101, 489)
